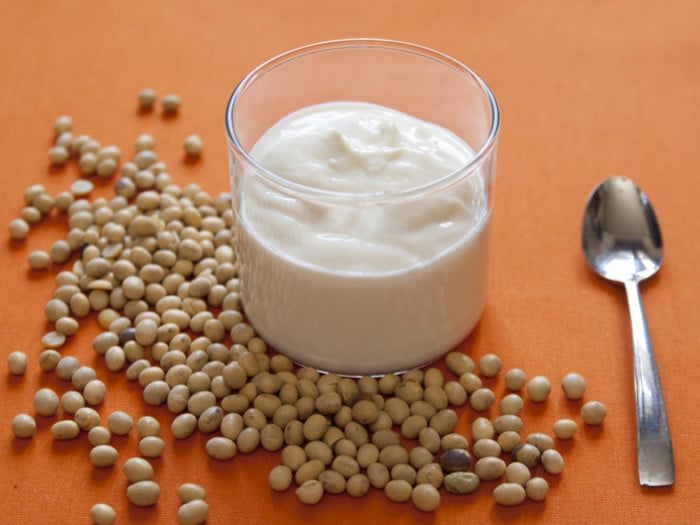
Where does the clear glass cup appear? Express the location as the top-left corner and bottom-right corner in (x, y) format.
(225, 39), (499, 375)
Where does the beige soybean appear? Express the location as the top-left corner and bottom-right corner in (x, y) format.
(178, 483), (207, 503)
(415, 463), (443, 488)
(138, 89), (157, 110)
(504, 368), (527, 391)
(56, 356), (80, 380)
(525, 477), (549, 501)
(497, 431), (522, 453)
(346, 473), (370, 497)
(471, 417), (495, 441)
(541, 449), (565, 474)
(511, 443), (541, 468)
(445, 352), (475, 376)
(90, 445), (119, 467)
(9, 218), (30, 241)
(281, 445), (307, 472)
(52, 420), (80, 440)
(206, 436), (237, 460)
(391, 463), (417, 485)
(356, 443), (380, 468)
(440, 433), (469, 451)
(429, 408), (458, 435)
(527, 376), (552, 402)
(553, 418), (578, 439)
(161, 94), (181, 114)
(61, 391), (85, 414)
(8, 351), (28, 375)
(42, 331), (66, 349)
(444, 381), (467, 406)
(107, 410), (133, 435)
(236, 427), (260, 453)
(408, 446), (434, 470)
(493, 483), (527, 506)
(332, 455), (360, 479)
(500, 393), (524, 415)
(367, 462), (391, 488)
(28, 250), (51, 270)
(411, 483), (441, 512)
(88, 426), (111, 446)
(385, 479), (413, 503)
(474, 456), (507, 481)
(178, 500), (208, 525)
(198, 406), (224, 433)
(136, 416), (160, 437)
(83, 379), (107, 406)
(39, 349), (61, 372)
(469, 388), (495, 411)
(183, 135), (204, 157)
(105, 346), (126, 371)
(493, 415), (523, 435)
(139, 436), (165, 458)
(505, 462), (532, 486)
(12, 414), (37, 438)
(319, 469), (346, 494)
(561, 372), (586, 400)
(418, 427), (441, 453)
(89, 503), (116, 525)
(473, 438), (501, 459)
(127, 480), (160, 507)
(75, 407), (100, 430)
(20, 206), (42, 224)
(581, 401), (607, 425)
(123, 457), (154, 483)
(401, 414), (427, 439)
(34, 388), (60, 416)
(526, 433), (555, 452)
(478, 353), (502, 377)
(268, 465), (293, 491)
(296, 479), (324, 505)
(71, 366), (96, 390)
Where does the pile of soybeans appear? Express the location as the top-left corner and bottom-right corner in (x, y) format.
(7, 92), (606, 524)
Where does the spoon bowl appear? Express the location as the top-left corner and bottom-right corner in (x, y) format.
(582, 176), (674, 487)
(582, 176), (663, 283)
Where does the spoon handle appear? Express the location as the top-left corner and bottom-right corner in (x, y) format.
(624, 280), (675, 486)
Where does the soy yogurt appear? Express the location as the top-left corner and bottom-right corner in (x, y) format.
(235, 101), (491, 375)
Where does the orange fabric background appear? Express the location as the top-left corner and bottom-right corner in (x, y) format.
(1, 1), (699, 523)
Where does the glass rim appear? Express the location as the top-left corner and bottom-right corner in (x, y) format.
(225, 38), (500, 205)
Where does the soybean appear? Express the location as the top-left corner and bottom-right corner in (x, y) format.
(561, 372), (586, 399)
(296, 479), (324, 504)
(554, 418), (578, 439)
(581, 401), (607, 425)
(493, 483), (526, 506)
(178, 500), (208, 525)
(90, 445), (119, 467)
(443, 472), (480, 494)
(7, 351), (28, 375)
(526, 477), (550, 501)
(527, 376), (551, 402)
(123, 457), (154, 483)
(90, 503), (116, 525)
(12, 414), (37, 438)
(34, 388), (60, 416)
(126, 480), (160, 507)
(411, 483), (440, 512)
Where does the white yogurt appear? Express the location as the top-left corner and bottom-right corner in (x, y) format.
(236, 102), (491, 375)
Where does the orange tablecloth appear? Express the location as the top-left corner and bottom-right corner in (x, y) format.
(2, 1), (699, 523)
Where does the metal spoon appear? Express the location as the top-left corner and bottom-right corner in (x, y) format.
(582, 176), (674, 487)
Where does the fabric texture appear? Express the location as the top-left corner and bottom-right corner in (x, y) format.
(1, 1), (698, 523)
